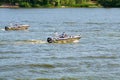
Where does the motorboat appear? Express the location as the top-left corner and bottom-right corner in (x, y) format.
(5, 24), (29, 31)
(47, 35), (81, 44)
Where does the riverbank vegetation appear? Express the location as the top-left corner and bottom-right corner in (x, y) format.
(98, 0), (120, 8)
(0, 0), (120, 8)
(0, 0), (98, 8)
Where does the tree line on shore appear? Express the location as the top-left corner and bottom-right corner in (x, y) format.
(0, 0), (120, 8)
(97, 0), (120, 7)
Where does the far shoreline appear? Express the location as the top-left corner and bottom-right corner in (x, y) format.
(0, 5), (19, 8)
(0, 5), (101, 8)
(0, 3), (101, 8)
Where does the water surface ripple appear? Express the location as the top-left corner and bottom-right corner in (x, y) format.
(0, 8), (120, 80)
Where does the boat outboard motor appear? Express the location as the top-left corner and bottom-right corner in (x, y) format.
(5, 26), (9, 31)
(47, 37), (53, 43)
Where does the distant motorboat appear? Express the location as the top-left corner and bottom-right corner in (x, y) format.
(47, 35), (81, 44)
(5, 24), (29, 31)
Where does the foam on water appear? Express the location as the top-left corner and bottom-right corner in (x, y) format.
(0, 28), (5, 31)
(21, 39), (47, 44)
(0, 40), (47, 45)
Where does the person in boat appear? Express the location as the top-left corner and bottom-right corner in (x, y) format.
(59, 32), (68, 38)
(53, 31), (59, 38)
(15, 24), (18, 27)
(9, 23), (13, 27)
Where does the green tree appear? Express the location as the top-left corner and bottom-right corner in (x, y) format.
(97, 0), (120, 7)
(0, 0), (99, 8)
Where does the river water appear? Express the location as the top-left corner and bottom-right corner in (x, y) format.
(0, 8), (120, 80)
